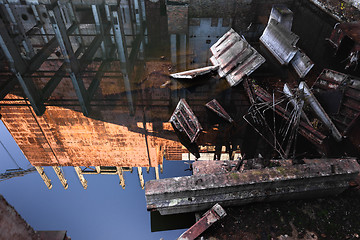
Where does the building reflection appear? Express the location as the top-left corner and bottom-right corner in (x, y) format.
(0, 0), (307, 189)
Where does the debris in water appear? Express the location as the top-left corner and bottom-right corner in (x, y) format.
(170, 99), (203, 143)
(210, 28), (266, 87)
(205, 99), (234, 123)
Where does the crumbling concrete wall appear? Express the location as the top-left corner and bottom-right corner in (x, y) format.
(0, 195), (40, 240)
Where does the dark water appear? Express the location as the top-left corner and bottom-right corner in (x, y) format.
(0, 0), (357, 239)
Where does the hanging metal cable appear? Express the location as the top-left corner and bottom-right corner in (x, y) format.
(0, 138), (20, 168)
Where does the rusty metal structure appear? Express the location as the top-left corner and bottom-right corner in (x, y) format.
(177, 203), (226, 240)
(170, 99), (203, 143)
(313, 69), (360, 151)
(327, 21), (360, 69)
(205, 99), (233, 123)
(243, 78), (328, 157)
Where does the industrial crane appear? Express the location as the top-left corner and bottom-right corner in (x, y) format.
(0, 167), (36, 182)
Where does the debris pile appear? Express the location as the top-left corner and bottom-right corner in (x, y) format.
(147, 4), (360, 239)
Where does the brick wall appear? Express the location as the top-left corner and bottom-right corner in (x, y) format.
(0, 195), (40, 240)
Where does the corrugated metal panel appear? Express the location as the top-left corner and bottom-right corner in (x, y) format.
(210, 28), (265, 87)
(260, 19), (299, 65)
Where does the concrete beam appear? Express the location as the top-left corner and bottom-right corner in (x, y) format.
(52, 166), (68, 189)
(146, 158), (360, 215)
(154, 165), (159, 180)
(34, 166), (52, 190)
(74, 167), (88, 189)
(138, 167), (144, 189)
(116, 167), (125, 189)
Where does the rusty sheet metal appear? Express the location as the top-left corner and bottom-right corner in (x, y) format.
(327, 22), (360, 69)
(313, 69), (360, 137)
(260, 19), (299, 65)
(243, 79), (328, 151)
(268, 4), (294, 31)
(327, 22), (360, 51)
(170, 65), (219, 79)
(205, 99), (233, 123)
(177, 203), (226, 240)
(210, 28), (265, 87)
(290, 49), (314, 78)
(170, 99), (203, 143)
(145, 158), (359, 215)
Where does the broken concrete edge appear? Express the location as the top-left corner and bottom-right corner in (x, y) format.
(177, 203), (226, 240)
(146, 158), (359, 195)
(145, 158), (359, 215)
(308, 0), (344, 22)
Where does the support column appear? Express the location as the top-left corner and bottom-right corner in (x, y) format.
(66, 2), (84, 47)
(154, 165), (160, 180)
(48, 3), (91, 116)
(92, 5), (107, 59)
(74, 167), (88, 189)
(52, 166), (68, 189)
(116, 167), (125, 189)
(35, 166), (52, 190)
(112, 8), (134, 115)
(137, 167), (144, 189)
(0, 18), (45, 115)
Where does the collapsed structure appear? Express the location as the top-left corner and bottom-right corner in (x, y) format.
(147, 7), (360, 239)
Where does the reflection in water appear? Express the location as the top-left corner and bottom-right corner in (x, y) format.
(0, 0), (359, 239)
(0, 0), (275, 189)
(0, 0), (337, 189)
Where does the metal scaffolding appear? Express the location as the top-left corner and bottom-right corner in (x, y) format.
(0, 0), (146, 116)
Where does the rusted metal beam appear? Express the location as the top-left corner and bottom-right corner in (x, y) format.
(177, 203), (226, 240)
(205, 99), (233, 123)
